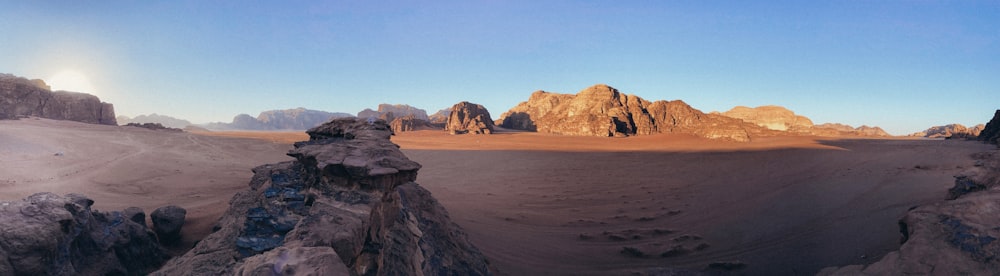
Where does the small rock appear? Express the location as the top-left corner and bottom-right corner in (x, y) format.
(151, 205), (187, 245)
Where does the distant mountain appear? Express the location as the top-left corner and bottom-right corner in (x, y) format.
(117, 114), (193, 129)
(0, 73), (116, 125)
(428, 109), (450, 124)
(719, 105), (814, 132)
(202, 108), (353, 131)
(813, 123), (892, 137)
(357, 104), (430, 121)
(908, 124), (985, 138)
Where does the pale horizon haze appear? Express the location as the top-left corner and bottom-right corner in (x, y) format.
(1, 1), (998, 135)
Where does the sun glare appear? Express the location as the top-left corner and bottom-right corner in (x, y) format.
(48, 70), (97, 95)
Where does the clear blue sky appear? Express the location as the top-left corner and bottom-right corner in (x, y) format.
(1, 1), (997, 135)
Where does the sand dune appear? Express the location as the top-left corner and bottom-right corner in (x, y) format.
(2, 120), (993, 274)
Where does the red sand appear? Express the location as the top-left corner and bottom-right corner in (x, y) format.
(2, 120), (993, 274)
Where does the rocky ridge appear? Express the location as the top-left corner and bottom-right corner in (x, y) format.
(1, 73), (116, 125)
(495, 84), (773, 141)
(446, 101), (495, 135)
(979, 110), (1000, 145)
(154, 118), (492, 275)
(909, 124), (985, 139)
(812, 123), (892, 137)
(0, 193), (169, 275)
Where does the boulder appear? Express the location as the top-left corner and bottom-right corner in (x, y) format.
(0, 193), (168, 275)
(0, 73), (117, 125)
(445, 101), (495, 135)
(151, 205), (187, 245)
(154, 118), (492, 275)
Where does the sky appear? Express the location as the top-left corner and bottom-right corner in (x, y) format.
(1, 1), (997, 135)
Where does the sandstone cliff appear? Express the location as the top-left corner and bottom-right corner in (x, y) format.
(203, 107), (352, 131)
(1, 73), (116, 125)
(813, 123), (892, 137)
(155, 118), (492, 275)
(428, 108), (451, 124)
(978, 110), (1000, 145)
(720, 105), (814, 132)
(908, 123), (985, 139)
(389, 114), (436, 133)
(495, 84), (770, 141)
(445, 101), (495, 135)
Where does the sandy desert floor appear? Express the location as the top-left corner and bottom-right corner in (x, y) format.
(2, 120), (995, 275)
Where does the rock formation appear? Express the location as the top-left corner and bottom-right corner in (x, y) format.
(151, 206), (187, 245)
(495, 84), (771, 141)
(357, 104), (430, 121)
(979, 110), (1000, 145)
(445, 101), (495, 135)
(202, 107), (353, 131)
(154, 118), (492, 275)
(118, 114), (193, 129)
(1, 73), (117, 125)
(389, 114), (435, 133)
(0, 193), (169, 275)
(909, 124), (985, 139)
(720, 105), (814, 132)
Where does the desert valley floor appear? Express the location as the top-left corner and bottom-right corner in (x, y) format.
(1, 118), (994, 275)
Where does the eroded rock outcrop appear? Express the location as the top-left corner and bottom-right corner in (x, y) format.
(812, 123), (892, 137)
(1, 73), (117, 125)
(445, 101), (495, 135)
(979, 110), (1000, 145)
(428, 108), (451, 124)
(495, 84), (770, 141)
(154, 118), (492, 275)
(118, 114), (193, 129)
(0, 193), (169, 275)
(909, 123), (985, 139)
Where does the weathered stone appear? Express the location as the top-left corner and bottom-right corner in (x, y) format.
(389, 114), (436, 133)
(0, 193), (168, 275)
(721, 105), (814, 132)
(445, 101), (495, 135)
(151, 205), (187, 245)
(979, 110), (1000, 145)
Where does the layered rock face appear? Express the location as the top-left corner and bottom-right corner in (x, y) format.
(0, 193), (168, 275)
(445, 101), (495, 135)
(720, 105), (814, 132)
(357, 104), (430, 121)
(496, 84), (769, 141)
(428, 108), (451, 124)
(1, 73), (117, 125)
(909, 124), (985, 139)
(204, 107), (353, 131)
(155, 118), (492, 275)
(979, 110), (1000, 145)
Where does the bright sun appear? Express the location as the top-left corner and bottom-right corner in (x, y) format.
(48, 70), (98, 95)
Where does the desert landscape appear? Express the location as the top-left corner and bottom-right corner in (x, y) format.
(3, 2), (999, 275)
(2, 115), (997, 274)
